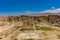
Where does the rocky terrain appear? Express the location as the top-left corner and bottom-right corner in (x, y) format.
(0, 22), (60, 40)
(0, 13), (60, 40)
(0, 23), (60, 40)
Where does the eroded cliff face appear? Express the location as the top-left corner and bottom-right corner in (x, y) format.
(0, 15), (60, 23)
(48, 15), (60, 23)
(0, 15), (60, 22)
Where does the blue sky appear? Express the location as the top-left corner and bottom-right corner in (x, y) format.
(0, 0), (60, 16)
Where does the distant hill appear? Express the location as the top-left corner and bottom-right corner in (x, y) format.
(26, 13), (60, 16)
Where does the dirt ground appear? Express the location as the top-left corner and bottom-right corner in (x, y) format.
(0, 23), (60, 40)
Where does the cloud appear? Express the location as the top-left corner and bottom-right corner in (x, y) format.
(24, 11), (31, 13)
(51, 7), (55, 9)
(19, 11), (33, 15)
(22, 7), (60, 14)
(40, 8), (60, 13)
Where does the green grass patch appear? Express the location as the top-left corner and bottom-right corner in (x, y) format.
(35, 26), (53, 31)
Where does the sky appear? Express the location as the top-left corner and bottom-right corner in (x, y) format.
(0, 0), (60, 16)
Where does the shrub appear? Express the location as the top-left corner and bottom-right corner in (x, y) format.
(38, 19), (41, 22)
(57, 35), (60, 39)
(35, 26), (40, 30)
(24, 38), (34, 40)
(20, 28), (24, 31)
(14, 38), (18, 40)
